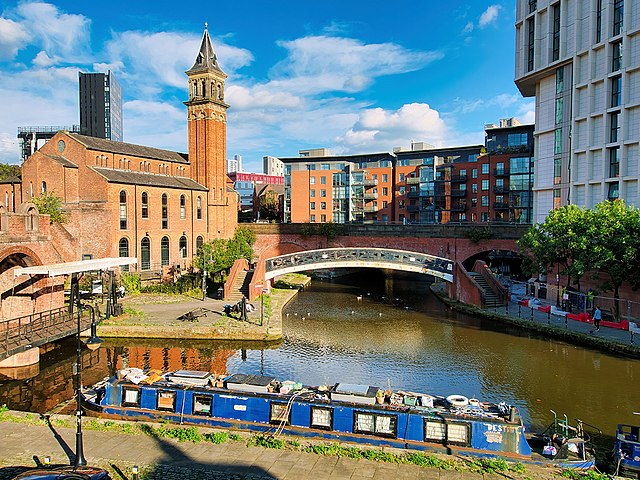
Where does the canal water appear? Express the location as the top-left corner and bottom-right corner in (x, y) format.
(0, 270), (637, 450)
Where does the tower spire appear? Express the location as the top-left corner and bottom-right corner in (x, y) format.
(187, 24), (224, 75)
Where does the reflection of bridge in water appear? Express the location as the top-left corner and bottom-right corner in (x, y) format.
(265, 248), (454, 282)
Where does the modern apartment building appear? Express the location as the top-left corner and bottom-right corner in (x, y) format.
(515, 0), (639, 223)
(281, 121), (533, 224)
(263, 155), (285, 176)
(79, 71), (123, 142)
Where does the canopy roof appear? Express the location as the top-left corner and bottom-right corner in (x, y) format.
(14, 257), (138, 278)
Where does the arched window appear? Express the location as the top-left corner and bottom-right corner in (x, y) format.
(161, 193), (168, 229)
(196, 196), (202, 220)
(161, 236), (170, 266)
(41, 181), (46, 193)
(141, 192), (149, 219)
(180, 194), (186, 219)
(141, 237), (151, 270)
(179, 235), (187, 258)
(119, 190), (127, 229)
(119, 238), (129, 272)
(196, 236), (204, 252)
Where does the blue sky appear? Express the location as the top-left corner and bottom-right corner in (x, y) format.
(0, 1), (534, 172)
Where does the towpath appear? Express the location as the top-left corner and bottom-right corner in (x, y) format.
(0, 412), (569, 479)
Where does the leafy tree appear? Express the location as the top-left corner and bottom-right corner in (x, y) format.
(0, 162), (20, 180)
(192, 227), (256, 282)
(258, 190), (281, 222)
(519, 200), (640, 320)
(589, 200), (640, 318)
(31, 191), (68, 224)
(517, 205), (592, 287)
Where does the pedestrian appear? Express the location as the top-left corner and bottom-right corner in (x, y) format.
(593, 305), (602, 332)
(586, 288), (594, 309)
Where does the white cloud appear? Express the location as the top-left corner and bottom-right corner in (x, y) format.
(270, 35), (442, 95)
(102, 30), (253, 95)
(226, 85), (303, 110)
(14, 2), (92, 64)
(463, 21), (474, 34)
(124, 100), (186, 152)
(0, 17), (29, 60)
(479, 5), (502, 28)
(336, 103), (449, 152)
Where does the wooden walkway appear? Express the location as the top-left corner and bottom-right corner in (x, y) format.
(0, 308), (90, 361)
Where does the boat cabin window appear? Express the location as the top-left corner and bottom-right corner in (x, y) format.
(157, 390), (176, 412)
(424, 419), (470, 446)
(270, 403), (289, 424)
(122, 387), (140, 407)
(310, 407), (332, 430)
(354, 411), (397, 438)
(193, 395), (212, 416)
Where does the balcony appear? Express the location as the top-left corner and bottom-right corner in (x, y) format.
(450, 204), (467, 212)
(493, 169), (508, 177)
(363, 192), (378, 200)
(363, 179), (378, 187)
(493, 202), (510, 210)
(451, 174), (467, 183)
(407, 191), (420, 199)
(406, 204), (420, 212)
(406, 176), (420, 185)
(364, 205), (378, 213)
(493, 185), (509, 194)
(450, 189), (467, 198)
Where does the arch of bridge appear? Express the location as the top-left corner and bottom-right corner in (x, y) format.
(253, 233), (519, 266)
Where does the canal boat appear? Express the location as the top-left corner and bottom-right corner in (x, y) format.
(613, 424), (640, 477)
(81, 369), (595, 469)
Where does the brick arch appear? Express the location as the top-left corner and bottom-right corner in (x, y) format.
(0, 245), (43, 269)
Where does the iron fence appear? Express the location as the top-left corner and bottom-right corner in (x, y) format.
(0, 307), (90, 360)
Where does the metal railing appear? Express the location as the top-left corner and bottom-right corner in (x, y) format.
(0, 307), (90, 361)
(266, 247), (454, 280)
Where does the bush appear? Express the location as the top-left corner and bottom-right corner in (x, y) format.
(120, 272), (141, 295)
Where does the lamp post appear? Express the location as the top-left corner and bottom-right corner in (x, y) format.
(556, 271), (560, 308)
(73, 302), (103, 468)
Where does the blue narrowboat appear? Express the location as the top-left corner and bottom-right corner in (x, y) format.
(82, 369), (595, 469)
(613, 424), (640, 478)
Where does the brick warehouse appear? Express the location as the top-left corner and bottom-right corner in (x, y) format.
(6, 26), (237, 274)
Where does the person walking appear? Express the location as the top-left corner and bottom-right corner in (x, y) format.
(592, 305), (602, 332)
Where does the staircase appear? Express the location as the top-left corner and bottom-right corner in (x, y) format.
(469, 272), (504, 308)
(226, 269), (252, 304)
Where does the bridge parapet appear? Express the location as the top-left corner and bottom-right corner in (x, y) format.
(265, 248), (453, 282)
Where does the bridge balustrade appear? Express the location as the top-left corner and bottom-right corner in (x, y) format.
(265, 248), (453, 281)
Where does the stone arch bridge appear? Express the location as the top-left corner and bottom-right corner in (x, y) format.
(243, 223), (528, 303)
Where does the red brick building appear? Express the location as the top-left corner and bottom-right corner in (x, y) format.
(13, 26), (237, 273)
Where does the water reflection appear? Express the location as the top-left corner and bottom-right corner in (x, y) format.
(0, 269), (636, 445)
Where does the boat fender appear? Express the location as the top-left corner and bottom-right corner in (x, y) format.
(469, 398), (480, 407)
(446, 395), (469, 407)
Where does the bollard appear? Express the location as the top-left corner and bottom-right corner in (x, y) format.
(518, 304), (521, 318)
(565, 315), (568, 329)
(547, 310), (551, 325)
(531, 306), (534, 321)
(132, 465), (139, 480)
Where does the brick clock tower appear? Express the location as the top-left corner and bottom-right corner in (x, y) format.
(186, 24), (235, 239)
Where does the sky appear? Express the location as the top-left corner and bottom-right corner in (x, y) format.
(0, 0), (535, 172)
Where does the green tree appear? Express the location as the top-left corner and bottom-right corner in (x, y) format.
(192, 227), (256, 281)
(0, 163), (21, 180)
(258, 190), (281, 222)
(31, 191), (67, 224)
(517, 205), (592, 288)
(589, 200), (640, 319)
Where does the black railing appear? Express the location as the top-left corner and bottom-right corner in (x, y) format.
(0, 307), (90, 360)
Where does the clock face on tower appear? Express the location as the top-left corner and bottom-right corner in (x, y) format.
(57, 140), (65, 153)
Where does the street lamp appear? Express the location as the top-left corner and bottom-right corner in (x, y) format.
(73, 302), (102, 468)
